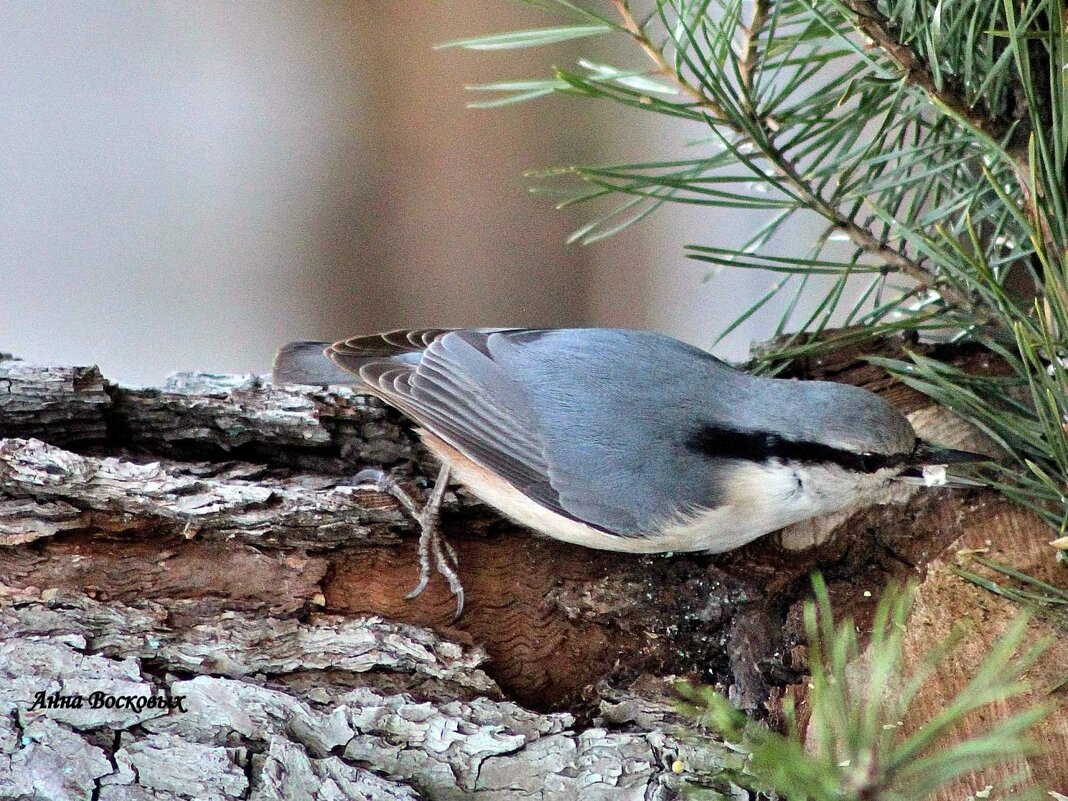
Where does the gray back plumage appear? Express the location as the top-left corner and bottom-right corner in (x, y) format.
(322, 328), (915, 536)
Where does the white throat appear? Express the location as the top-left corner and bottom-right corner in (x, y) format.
(653, 459), (901, 553)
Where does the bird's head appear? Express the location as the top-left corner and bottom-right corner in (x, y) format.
(743, 377), (991, 481)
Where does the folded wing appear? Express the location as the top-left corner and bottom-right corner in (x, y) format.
(327, 329), (616, 532)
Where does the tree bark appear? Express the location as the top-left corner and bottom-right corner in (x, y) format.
(0, 347), (1063, 799)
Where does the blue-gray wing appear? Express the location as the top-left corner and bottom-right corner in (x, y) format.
(327, 328), (594, 530)
(327, 328), (733, 535)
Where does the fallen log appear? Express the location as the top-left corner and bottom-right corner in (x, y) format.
(0, 345), (1063, 799)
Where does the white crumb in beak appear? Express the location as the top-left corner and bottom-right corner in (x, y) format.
(922, 465), (947, 487)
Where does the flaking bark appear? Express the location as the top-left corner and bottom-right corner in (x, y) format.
(1, 349), (1063, 799)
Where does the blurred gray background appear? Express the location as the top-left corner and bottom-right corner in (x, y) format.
(1, 1), (821, 385)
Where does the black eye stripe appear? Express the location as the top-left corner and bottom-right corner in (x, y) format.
(686, 424), (907, 474)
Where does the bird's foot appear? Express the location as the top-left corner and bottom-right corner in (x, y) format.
(351, 468), (421, 517)
(351, 465), (463, 619)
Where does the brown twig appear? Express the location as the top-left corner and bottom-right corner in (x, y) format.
(740, 0), (770, 92)
(609, 0), (728, 120)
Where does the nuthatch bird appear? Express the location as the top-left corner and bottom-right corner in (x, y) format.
(273, 328), (986, 617)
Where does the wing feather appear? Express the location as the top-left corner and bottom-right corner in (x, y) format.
(329, 329), (605, 530)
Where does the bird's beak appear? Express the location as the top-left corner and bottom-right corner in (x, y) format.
(895, 439), (991, 485)
(908, 439), (991, 466)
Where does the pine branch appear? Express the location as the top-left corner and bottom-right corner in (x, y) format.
(609, 0), (729, 120)
(447, 0), (1068, 530)
(677, 576), (1051, 801)
(830, 0), (1057, 258)
(836, 0), (1014, 141)
(740, 0), (771, 91)
(609, 0), (983, 316)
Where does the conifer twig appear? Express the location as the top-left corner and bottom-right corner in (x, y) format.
(838, 0), (1013, 140)
(833, 0), (1053, 255)
(609, 0), (982, 317)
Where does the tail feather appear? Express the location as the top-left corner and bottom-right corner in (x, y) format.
(272, 341), (356, 387)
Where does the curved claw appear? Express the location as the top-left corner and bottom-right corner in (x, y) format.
(351, 467), (390, 492)
(404, 572), (431, 600)
(450, 587), (465, 622)
(431, 532), (464, 620)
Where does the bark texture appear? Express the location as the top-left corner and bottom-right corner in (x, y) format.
(0, 346), (1064, 799)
